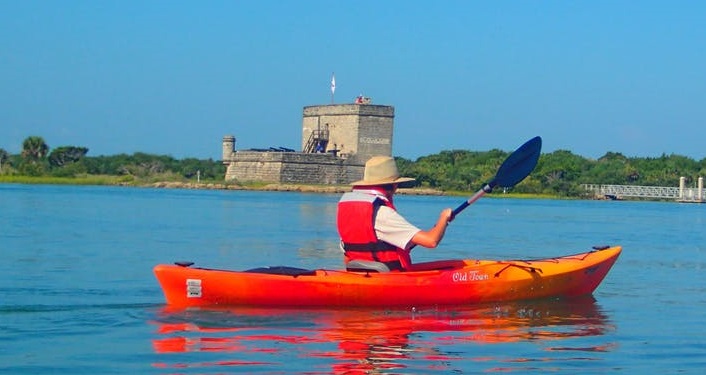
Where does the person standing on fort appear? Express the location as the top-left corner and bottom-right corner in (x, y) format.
(336, 156), (452, 271)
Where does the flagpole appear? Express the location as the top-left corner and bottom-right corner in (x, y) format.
(330, 72), (336, 104)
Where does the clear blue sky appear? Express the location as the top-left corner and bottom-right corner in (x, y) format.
(2, 1), (705, 161)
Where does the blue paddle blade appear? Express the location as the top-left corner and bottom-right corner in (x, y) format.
(451, 136), (543, 219)
(493, 136), (542, 188)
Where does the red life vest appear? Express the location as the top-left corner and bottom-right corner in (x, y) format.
(336, 189), (411, 271)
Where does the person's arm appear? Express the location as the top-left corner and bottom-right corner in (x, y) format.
(410, 208), (452, 248)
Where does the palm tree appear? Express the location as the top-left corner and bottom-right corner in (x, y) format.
(21, 136), (49, 163)
(0, 148), (8, 172)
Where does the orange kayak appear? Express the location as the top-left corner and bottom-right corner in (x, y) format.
(153, 245), (621, 308)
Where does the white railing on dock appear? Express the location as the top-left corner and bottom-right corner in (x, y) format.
(582, 177), (704, 203)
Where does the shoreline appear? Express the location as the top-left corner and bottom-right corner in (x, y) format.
(148, 181), (446, 195)
(146, 181), (572, 200)
(0, 176), (441, 195)
(0, 177), (566, 199)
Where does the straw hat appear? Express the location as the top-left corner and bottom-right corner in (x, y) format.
(351, 156), (416, 186)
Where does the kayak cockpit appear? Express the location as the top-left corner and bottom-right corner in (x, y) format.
(346, 260), (391, 273)
(244, 266), (317, 277)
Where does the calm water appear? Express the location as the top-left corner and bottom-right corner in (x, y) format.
(1, 184), (704, 374)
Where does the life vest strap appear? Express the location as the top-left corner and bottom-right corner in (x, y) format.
(342, 242), (394, 252)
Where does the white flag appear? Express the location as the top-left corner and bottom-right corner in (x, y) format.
(331, 73), (336, 94)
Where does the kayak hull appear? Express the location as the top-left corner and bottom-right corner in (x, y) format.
(154, 246), (621, 308)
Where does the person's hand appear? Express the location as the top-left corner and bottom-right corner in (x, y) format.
(438, 208), (453, 226)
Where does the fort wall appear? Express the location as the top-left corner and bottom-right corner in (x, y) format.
(224, 151), (363, 185)
(302, 104), (393, 164)
(223, 103), (393, 184)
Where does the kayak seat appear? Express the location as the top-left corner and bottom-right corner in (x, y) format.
(346, 260), (390, 273)
(244, 266), (316, 277)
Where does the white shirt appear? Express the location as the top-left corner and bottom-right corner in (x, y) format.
(375, 205), (421, 250)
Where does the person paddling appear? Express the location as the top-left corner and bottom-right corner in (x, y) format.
(337, 156), (453, 272)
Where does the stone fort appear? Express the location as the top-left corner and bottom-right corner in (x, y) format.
(222, 102), (395, 184)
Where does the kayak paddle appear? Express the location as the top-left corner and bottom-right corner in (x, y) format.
(450, 136), (542, 220)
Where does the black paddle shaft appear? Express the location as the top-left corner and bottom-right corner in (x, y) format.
(450, 136), (542, 220)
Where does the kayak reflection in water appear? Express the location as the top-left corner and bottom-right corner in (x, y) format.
(337, 156), (453, 272)
(151, 297), (614, 373)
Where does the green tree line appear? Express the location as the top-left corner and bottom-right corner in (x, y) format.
(2, 136), (705, 196)
(396, 148), (706, 197)
(0, 136), (225, 182)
